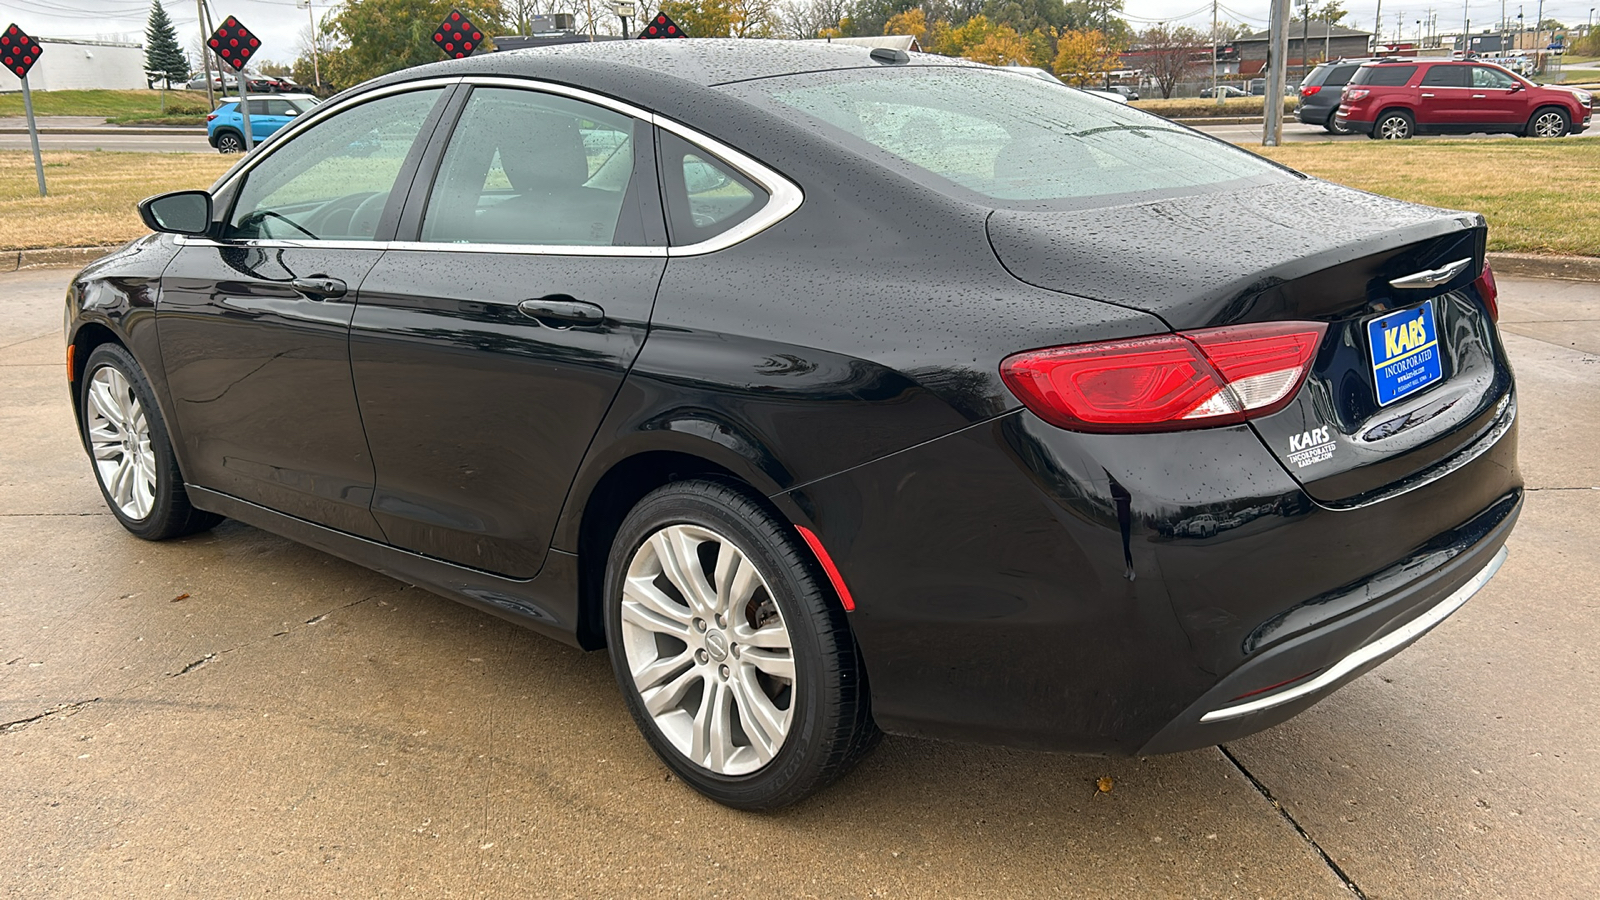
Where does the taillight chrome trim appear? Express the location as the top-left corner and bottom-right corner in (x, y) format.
(1199, 544), (1507, 723)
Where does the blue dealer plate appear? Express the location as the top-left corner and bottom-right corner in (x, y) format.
(1367, 303), (1443, 406)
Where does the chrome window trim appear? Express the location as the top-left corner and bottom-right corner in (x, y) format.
(1198, 544), (1508, 723)
(186, 75), (801, 259)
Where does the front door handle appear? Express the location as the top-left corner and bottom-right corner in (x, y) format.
(518, 295), (605, 326)
(1420, 92), (1435, 98)
(291, 276), (347, 299)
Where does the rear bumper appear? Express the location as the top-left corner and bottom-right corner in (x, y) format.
(1296, 104), (1335, 126)
(1139, 494), (1517, 753)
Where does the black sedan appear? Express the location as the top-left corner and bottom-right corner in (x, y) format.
(67, 41), (1520, 809)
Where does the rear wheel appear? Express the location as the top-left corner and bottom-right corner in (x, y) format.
(1527, 107), (1570, 138)
(603, 479), (878, 809)
(215, 130), (244, 153)
(1371, 110), (1414, 140)
(79, 344), (222, 541)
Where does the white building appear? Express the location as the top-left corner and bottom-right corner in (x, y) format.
(4, 38), (146, 91)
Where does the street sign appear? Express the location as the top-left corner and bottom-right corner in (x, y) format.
(638, 12), (688, 38)
(2, 23), (41, 78)
(208, 16), (258, 71)
(433, 11), (483, 59)
(3, 24), (45, 197)
(209, 17), (259, 151)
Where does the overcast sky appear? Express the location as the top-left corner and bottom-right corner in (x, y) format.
(4, 0), (1596, 71)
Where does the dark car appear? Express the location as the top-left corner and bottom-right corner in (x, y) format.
(68, 41), (1519, 810)
(1336, 59), (1592, 138)
(1298, 58), (1379, 132)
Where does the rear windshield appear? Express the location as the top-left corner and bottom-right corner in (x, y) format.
(721, 66), (1289, 210)
(1320, 64), (1361, 88)
(1351, 65), (1417, 86)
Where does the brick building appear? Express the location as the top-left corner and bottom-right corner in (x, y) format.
(1232, 23), (1374, 75)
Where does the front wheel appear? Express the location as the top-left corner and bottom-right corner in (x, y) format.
(604, 479), (878, 809)
(1528, 107), (1570, 138)
(1325, 117), (1352, 135)
(79, 344), (222, 540)
(1372, 110), (1414, 140)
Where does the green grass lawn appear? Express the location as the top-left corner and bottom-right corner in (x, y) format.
(1257, 138), (1600, 257)
(0, 89), (211, 119)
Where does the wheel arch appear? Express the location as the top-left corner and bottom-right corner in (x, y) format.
(562, 434), (817, 651)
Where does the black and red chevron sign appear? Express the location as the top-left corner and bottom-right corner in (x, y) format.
(2, 24), (42, 79)
(208, 17), (259, 72)
(433, 10), (483, 59)
(638, 12), (688, 38)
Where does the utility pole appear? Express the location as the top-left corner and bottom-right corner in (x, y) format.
(1302, 0), (1310, 77)
(1264, 0), (1290, 144)
(1212, 0), (1221, 104)
(1374, 0), (1382, 48)
(1534, 0), (1544, 52)
(298, 0), (319, 89)
(196, 0), (215, 109)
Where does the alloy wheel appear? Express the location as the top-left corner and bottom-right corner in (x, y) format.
(1378, 116), (1411, 139)
(1532, 111), (1566, 137)
(217, 133), (243, 153)
(619, 523), (796, 776)
(85, 365), (157, 520)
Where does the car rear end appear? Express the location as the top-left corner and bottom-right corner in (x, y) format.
(1334, 60), (1419, 134)
(1297, 60), (1365, 126)
(205, 100), (238, 147)
(723, 62), (1518, 753)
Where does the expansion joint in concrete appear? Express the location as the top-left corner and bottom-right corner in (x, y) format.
(1218, 744), (1370, 900)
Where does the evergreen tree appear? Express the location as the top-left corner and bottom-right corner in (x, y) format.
(144, 2), (191, 88)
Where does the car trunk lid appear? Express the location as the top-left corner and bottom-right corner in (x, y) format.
(987, 179), (1511, 504)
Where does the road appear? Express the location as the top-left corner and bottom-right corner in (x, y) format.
(3, 266), (1599, 896)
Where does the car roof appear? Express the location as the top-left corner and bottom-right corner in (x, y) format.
(365, 38), (983, 92)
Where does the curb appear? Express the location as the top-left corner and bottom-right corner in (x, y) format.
(1171, 116), (1267, 126)
(1487, 252), (1600, 283)
(0, 126), (206, 135)
(4, 246), (121, 273)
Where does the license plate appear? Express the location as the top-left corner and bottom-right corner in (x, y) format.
(1367, 303), (1443, 406)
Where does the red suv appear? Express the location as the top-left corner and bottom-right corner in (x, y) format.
(1335, 59), (1592, 139)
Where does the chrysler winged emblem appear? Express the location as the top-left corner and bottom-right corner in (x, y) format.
(1389, 258), (1472, 290)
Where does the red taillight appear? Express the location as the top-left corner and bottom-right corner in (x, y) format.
(1474, 262), (1499, 322)
(1000, 322), (1327, 434)
(206, 113), (218, 121)
(1344, 88), (1370, 101)
(1301, 84), (1322, 97)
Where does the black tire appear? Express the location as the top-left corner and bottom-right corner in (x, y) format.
(603, 478), (878, 810)
(1527, 106), (1570, 138)
(215, 130), (244, 153)
(1325, 117), (1352, 135)
(79, 344), (222, 541)
(1370, 110), (1414, 140)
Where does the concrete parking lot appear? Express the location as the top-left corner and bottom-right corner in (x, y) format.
(3, 266), (1597, 897)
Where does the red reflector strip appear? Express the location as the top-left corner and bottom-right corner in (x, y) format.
(1230, 670), (1318, 701)
(795, 525), (855, 611)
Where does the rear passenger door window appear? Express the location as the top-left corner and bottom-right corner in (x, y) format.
(1421, 66), (1469, 87)
(658, 130), (769, 245)
(419, 87), (643, 246)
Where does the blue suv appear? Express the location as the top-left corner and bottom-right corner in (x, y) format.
(206, 94), (319, 153)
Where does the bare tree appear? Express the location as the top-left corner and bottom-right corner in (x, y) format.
(1139, 23), (1205, 99)
(778, 0), (847, 38)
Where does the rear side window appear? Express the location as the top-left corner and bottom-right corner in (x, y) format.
(657, 130), (767, 245)
(723, 67), (1285, 209)
(1351, 65), (1417, 86)
(419, 87), (642, 247)
(1421, 66), (1470, 87)
(1322, 65), (1360, 88)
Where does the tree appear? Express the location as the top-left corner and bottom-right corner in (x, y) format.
(884, 6), (933, 44)
(779, 0), (850, 37)
(1138, 23), (1203, 98)
(144, 2), (191, 89)
(964, 25), (1031, 63)
(659, 0), (737, 35)
(321, 0), (508, 90)
(1052, 27), (1119, 85)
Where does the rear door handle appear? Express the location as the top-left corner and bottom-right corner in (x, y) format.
(291, 276), (347, 299)
(1471, 94), (1487, 99)
(518, 295), (605, 326)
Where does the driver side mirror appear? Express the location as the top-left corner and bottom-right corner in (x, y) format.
(138, 190), (213, 237)
(1509, 82), (1524, 91)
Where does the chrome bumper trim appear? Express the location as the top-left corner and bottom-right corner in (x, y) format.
(1200, 544), (1508, 723)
